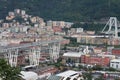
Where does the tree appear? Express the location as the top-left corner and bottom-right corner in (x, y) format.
(83, 71), (92, 80)
(0, 59), (22, 80)
(106, 67), (116, 71)
(92, 65), (103, 70)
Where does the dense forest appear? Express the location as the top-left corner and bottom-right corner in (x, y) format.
(0, 0), (120, 22)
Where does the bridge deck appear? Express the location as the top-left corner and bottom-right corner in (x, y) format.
(0, 39), (62, 52)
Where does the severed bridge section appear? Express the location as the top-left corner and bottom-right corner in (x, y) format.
(0, 39), (62, 67)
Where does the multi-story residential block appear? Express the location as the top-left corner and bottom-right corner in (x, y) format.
(2, 23), (9, 28)
(21, 10), (26, 16)
(30, 17), (37, 23)
(93, 47), (103, 54)
(112, 48), (120, 56)
(52, 26), (62, 32)
(47, 20), (53, 26)
(110, 59), (120, 70)
(73, 33), (109, 45)
(81, 55), (110, 67)
(47, 20), (73, 28)
(64, 22), (73, 28)
(76, 28), (84, 33)
(14, 9), (20, 14)
(8, 12), (15, 16)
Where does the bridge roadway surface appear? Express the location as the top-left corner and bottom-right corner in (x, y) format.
(0, 39), (62, 53)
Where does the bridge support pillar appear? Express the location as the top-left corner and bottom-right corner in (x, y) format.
(4, 49), (18, 67)
(29, 46), (41, 65)
(102, 17), (119, 38)
(49, 42), (60, 62)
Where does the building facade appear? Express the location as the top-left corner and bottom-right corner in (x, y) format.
(81, 55), (110, 67)
(110, 59), (120, 70)
(112, 48), (120, 56)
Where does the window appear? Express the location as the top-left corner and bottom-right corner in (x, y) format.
(112, 64), (114, 67)
(116, 65), (118, 68)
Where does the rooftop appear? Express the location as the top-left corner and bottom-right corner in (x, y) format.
(63, 52), (83, 57)
(20, 71), (38, 80)
(111, 59), (120, 63)
(56, 70), (80, 77)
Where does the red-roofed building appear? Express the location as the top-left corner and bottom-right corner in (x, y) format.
(112, 48), (120, 56)
(81, 55), (110, 67)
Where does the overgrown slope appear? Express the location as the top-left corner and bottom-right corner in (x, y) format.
(0, 0), (120, 21)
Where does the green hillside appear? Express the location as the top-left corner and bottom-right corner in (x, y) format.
(0, 0), (120, 21)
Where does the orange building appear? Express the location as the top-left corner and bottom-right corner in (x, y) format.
(81, 55), (110, 67)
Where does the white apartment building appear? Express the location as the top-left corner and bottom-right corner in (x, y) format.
(110, 59), (120, 70)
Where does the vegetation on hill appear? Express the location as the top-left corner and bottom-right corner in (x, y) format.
(0, 0), (120, 22)
(71, 22), (105, 32)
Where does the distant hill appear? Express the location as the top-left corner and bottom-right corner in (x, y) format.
(0, 0), (120, 22)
